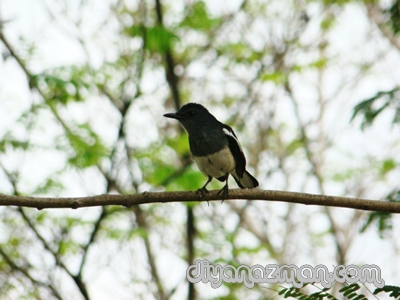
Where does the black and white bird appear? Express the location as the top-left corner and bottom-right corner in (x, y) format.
(164, 103), (258, 197)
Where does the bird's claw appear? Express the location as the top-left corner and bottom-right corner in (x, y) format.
(197, 187), (210, 206)
(217, 185), (229, 203)
(197, 187), (209, 198)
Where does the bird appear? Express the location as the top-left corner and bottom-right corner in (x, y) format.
(164, 103), (259, 199)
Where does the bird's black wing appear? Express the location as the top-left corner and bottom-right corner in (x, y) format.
(222, 124), (246, 178)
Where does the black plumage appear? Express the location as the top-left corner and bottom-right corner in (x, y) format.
(164, 103), (258, 197)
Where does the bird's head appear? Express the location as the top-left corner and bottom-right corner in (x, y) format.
(164, 103), (217, 134)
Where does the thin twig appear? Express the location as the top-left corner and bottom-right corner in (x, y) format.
(77, 207), (108, 276)
(134, 206), (168, 300)
(18, 208), (91, 300)
(0, 247), (64, 300)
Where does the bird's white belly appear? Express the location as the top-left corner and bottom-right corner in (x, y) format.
(193, 147), (236, 178)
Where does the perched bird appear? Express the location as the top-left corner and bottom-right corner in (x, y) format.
(164, 103), (258, 198)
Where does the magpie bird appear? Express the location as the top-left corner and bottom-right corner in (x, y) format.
(164, 103), (259, 198)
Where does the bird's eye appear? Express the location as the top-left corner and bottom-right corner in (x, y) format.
(188, 111), (195, 117)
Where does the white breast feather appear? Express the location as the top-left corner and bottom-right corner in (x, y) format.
(193, 147), (236, 178)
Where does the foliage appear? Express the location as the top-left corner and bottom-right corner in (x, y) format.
(360, 190), (400, 238)
(351, 87), (400, 129)
(374, 285), (400, 299)
(278, 283), (400, 300)
(0, 0), (400, 299)
(279, 285), (339, 299)
(386, 0), (400, 35)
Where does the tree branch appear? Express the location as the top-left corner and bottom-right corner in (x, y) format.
(0, 247), (64, 300)
(365, 3), (400, 52)
(17, 207), (91, 300)
(0, 189), (398, 213)
(133, 205), (167, 300)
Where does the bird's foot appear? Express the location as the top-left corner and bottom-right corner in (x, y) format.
(197, 187), (209, 197)
(197, 187), (210, 206)
(217, 184), (229, 203)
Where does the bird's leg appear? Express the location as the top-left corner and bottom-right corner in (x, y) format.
(197, 176), (212, 201)
(217, 175), (229, 203)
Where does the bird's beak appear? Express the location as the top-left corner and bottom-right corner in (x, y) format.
(163, 113), (182, 120)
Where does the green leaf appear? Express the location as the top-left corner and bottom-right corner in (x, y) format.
(261, 72), (286, 84)
(360, 190), (400, 237)
(341, 284), (360, 297)
(136, 138), (192, 187)
(125, 25), (178, 53)
(104, 227), (147, 240)
(278, 287), (288, 297)
(351, 87), (400, 129)
(0, 137), (29, 152)
(347, 292), (357, 298)
(322, 0), (352, 6)
(339, 286), (349, 293)
(57, 239), (80, 256)
(166, 134), (190, 156)
(286, 138), (304, 156)
(66, 124), (109, 168)
(32, 66), (91, 105)
(168, 167), (205, 191)
(180, 1), (219, 30)
(374, 285), (400, 298)
(216, 42), (263, 64)
(35, 212), (47, 224)
(360, 211), (392, 238)
(147, 26), (178, 53)
(309, 59), (328, 69)
(388, 0), (400, 35)
(232, 244), (263, 256)
(321, 15), (336, 30)
(32, 178), (63, 195)
(8, 237), (20, 247)
(380, 159), (396, 175)
(145, 163), (177, 186)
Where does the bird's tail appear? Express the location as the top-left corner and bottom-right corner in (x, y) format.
(232, 170), (259, 189)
